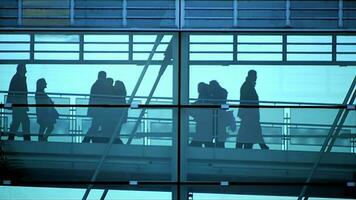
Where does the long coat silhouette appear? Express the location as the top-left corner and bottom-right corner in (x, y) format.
(100, 80), (127, 144)
(35, 92), (59, 125)
(83, 72), (107, 143)
(237, 79), (264, 144)
(7, 66), (30, 141)
(87, 78), (107, 118)
(35, 80), (59, 142)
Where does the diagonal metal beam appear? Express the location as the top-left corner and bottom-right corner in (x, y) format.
(128, 34), (164, 104)
(81, 35), (165, 200)
(96, 40), (173, 198)
(100, 189), (109, 200)
(326, 91), (356, 152)
(126, 42), (173, 144)
(297, 76), (356, 200)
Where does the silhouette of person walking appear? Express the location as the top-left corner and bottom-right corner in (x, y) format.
(101, 79), (127, 144)
(190, 82), (214, 147)
(7, 64), (30, 141)
(236, 70), (269, 150)
(209, 80), (236, 148)
(35, 78), (59, 142)
(83, 71), (107, 143)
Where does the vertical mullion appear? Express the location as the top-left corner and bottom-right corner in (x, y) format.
(30, 33), (34, 62)
(122, 0), (127, 27)
(180, 0), (185, 28)
(70, 0), (75, 26)
(338, 0), (343, 28)
(179, 32), (190, 200)
(233, 33), (238, 63)
(18, 0), (23, 26)
(129, 34), (133, 61)
(332, 34), (337, 62)
(233, 0), (238, 27)
(177, 31), (182, 200)
(286, 0), (291, 27)
(175, 0), (180, 28)
(79, 34), (84, 61)
(282, 34), (287, 62)
(171, 33), (179, 200)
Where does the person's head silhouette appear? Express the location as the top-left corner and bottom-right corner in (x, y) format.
(98, 71), (107, 81)
(36, 78), (47, 92)
(17, 64), (27, 77)
(209, 80), (220, 89)
(247, 70), (257, 83)
(106, 78), (114, 87)
(198, 82), (210, 99)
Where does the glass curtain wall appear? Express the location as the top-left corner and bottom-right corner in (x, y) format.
(0, 32), (355, 199)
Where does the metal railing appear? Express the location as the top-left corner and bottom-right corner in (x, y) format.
(1, 91), (355, 153)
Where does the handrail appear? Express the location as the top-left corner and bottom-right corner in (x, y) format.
(0, 90), (347, 106)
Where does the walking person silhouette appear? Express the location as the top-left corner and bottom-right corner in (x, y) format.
(236, 70), (269, 150)
(35, 78), (59, 142)
(7, 64), (30, 141)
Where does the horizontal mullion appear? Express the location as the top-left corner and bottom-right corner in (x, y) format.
(185, 7), (233, 10)
(337, 43), (356, 45)
(23, 16), (70, 19)
(0, 16), (17, 19)
(23, 7), (69, 9)
(126, 16), (175, 19)
(336, 52), (356, 54)
(190, 51), (233, 53)
(238, 17), (285, 20)
(84, 42), (170, 44)
(238, 42), (283, 45)
(237, 51), (282, 54)
(237, 8), (286, 11)
(0, 59), (354, 66)
(287, 43), (332, 45)
(35, 41), (79, 44)
(0, 103), (348, 109)
(290, 8), (338, 11)
(83, 51), (166, 53)
(35, 50), (79, 53)
(132, 51), (167, 53)
(127, 7), (175, 10)
(189, 42), (233, 45)
(287, 52), (331, 54)
(75, 17), (123, 19)
(84, 42), (128, 44)
(0, 41), (30, 44)
(0, 50), (29, 52)
(290, 17), (339, 20)
(0, 7), (18, 9)
(188, 60), (355, 65)
(185, 17), (233, 20)
(0, 60), (168, 64)
(75, 6), (123, 9)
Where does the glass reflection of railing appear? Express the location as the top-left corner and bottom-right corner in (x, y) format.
(0, 91), (355, 153)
